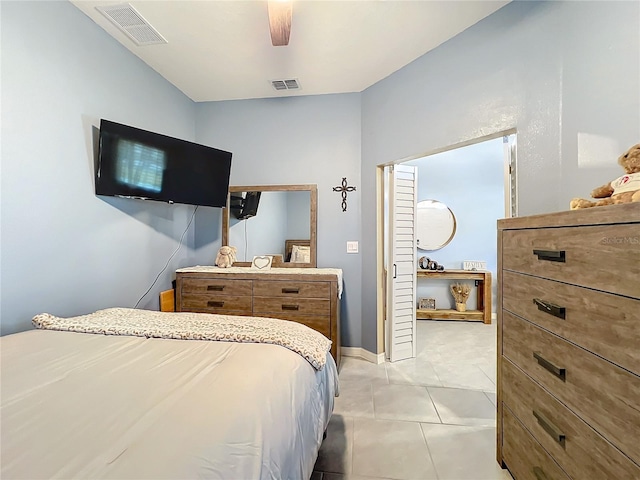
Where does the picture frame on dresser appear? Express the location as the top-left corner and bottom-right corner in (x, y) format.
(251, 255), (273, 270)
(496, 203), (640, 480)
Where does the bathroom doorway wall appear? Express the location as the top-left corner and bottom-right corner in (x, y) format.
(378, 133), (516, 357)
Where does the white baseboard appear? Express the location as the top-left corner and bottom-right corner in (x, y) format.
(341, 347), (385, 364)
(492, 312), (497, 321)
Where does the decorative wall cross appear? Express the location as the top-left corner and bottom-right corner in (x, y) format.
(332, 177), (356, 212)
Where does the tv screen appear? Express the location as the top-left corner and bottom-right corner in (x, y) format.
(96, 119), (232, 208)
(230, 191), (261, 220)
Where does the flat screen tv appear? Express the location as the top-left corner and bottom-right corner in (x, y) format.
(96, 119), (232, 208)
(230, 191), (261, 220)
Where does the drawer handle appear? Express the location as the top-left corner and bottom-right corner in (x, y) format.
(533, 298), (566, 319)
(533, 466), (549, 480)
(533, 351), (566, 381)
(533, 410), (566, 446)
(207, 301), (224, 308)
(281, 304), (299, 311)
(282, 288), (300, 294)
(207, 285), (224, 291)
(533, 249), (566, 263)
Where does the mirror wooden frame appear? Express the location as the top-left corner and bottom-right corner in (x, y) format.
(222, 184), (318, 267)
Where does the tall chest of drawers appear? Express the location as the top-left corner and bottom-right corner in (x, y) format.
(175, 267), (341, 367)
(497, 203), (640, 480)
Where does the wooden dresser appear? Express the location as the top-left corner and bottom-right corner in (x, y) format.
(497, 203), (640, 480)
(175, 267), (341, 367)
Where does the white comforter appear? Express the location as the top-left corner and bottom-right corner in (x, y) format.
(1, 329), (338, 479)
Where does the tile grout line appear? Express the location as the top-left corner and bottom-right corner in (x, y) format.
(426, 358), (445, 389)
(475, 362), (497, 388)
(348, 415), (355, 477)
(418, 419), (441, 480)
(424, 385), (444, 424)
(483, 390), (497, 407)
(370, 380), (377, 419)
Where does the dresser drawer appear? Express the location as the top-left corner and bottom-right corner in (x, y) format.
(503, 406), (570, 480)
(180, 294), (252, 315)
(180, 278), (253, 296)
(501, 224), (640, 298)
(503, 311), (640, 465)
(253, 297), (330, 317)
(502, 271), (640, 373)
(252, 312), (331, 338)
(253, 280), (330, 298)
(175, 269), (341, 368)
(502, 358), (640, 480)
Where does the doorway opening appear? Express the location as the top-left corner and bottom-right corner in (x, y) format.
(377, 132), (517, 359)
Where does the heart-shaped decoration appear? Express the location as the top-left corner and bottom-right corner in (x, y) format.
(253, 256), (271, 269)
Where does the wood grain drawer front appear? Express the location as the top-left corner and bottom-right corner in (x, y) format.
(502, 358), (640, 480)
(180, 278), (253, 296)
(501, 224), (640, 298)
(253, 297), (330, 316)
(502, 271), (640, 374)
(503, 311), (640, 465)
(253, 280), (330, 299)
(503, 406), (570, 480)
(180, 294), (252, 314)
(252, 312), (331, 338)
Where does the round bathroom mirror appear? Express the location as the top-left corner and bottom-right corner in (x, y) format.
(416, 199), (457, 251)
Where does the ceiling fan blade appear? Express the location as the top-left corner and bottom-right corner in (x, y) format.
(267, 1), (292, 46)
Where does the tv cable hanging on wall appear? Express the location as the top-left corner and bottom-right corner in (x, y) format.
(134, 205), (198, 308)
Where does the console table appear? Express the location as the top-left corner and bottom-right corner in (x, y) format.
(416, 269), (492, 324)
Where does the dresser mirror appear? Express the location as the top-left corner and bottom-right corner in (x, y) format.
(416, 199), (457, 251)
(222, 184), (317, 267)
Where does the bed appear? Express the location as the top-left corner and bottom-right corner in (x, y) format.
(0, 308), (338, 479)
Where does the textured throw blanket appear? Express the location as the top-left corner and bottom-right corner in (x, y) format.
(33, 308), (332, 370)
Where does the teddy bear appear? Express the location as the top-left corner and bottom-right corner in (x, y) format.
(570, 143), (640, 209)
(215, 245), (237, 268)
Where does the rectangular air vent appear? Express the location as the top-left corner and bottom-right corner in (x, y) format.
(97, 3), (167, 46)
(271, 78), (300, 91)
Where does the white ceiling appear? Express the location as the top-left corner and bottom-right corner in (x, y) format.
(70, 0), (510, 102)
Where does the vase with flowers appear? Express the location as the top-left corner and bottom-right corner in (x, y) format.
(450, 282), (471, 312)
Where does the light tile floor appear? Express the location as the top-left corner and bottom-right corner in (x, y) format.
(313, 320), (514, 480)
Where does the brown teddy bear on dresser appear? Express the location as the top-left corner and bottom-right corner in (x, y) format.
(570, 143), (640, 209)
(215, 245), (237, 268)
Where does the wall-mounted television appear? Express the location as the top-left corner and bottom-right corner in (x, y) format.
(230, 191), (261, 220)
(96, 119), (232, 208)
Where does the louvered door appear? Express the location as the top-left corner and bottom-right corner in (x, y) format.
(386, 165), (417, 362)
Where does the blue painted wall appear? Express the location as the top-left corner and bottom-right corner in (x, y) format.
(194, 96), (363, 347)
(0, 1), (201, 333)
(406, 137), (504, 313)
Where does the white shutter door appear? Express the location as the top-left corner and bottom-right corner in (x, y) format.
(502, 134), (518, 218)
(387, 164), (417, 362)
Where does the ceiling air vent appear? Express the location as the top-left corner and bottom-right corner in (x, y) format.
(97, 3), (167, 46)
(271, 79), (300, 91)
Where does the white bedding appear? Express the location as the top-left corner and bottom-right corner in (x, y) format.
(0, 327), (338, 479)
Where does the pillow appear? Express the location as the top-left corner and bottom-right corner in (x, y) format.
(290, 245), (311, 263)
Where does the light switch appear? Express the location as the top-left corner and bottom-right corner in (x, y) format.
(347, 241), (359, 253)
